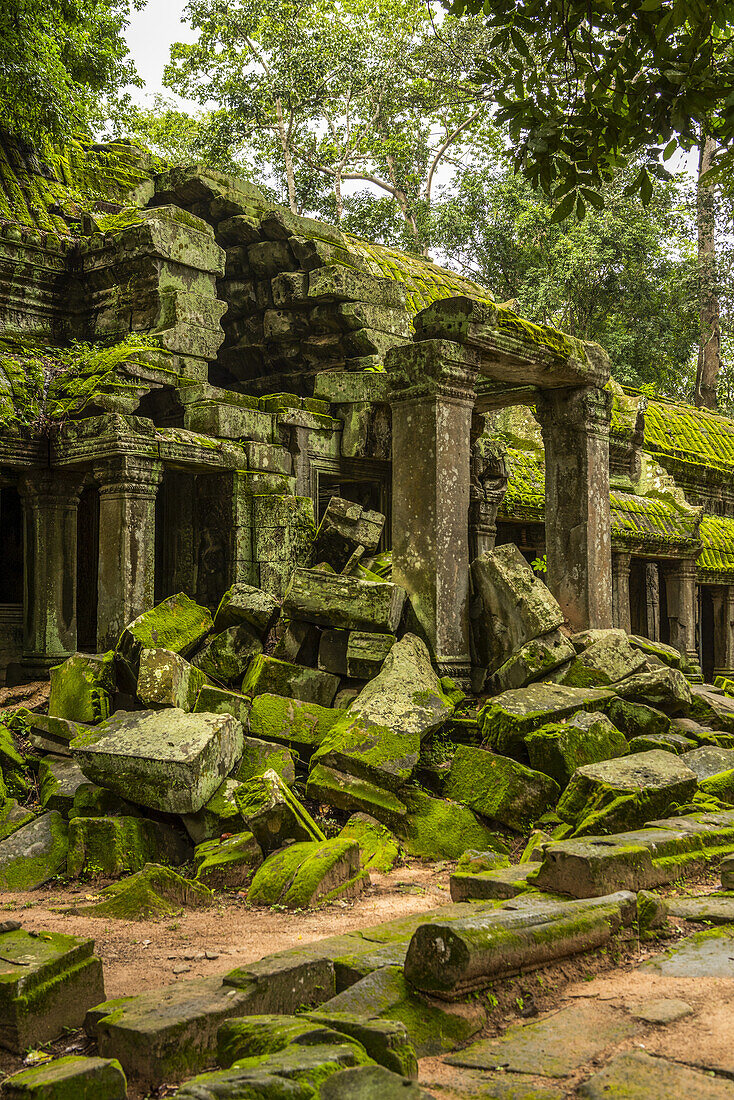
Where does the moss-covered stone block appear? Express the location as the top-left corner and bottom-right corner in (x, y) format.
(192, 684), (251, 725)
(137, 648), (208, 711)
(67, 815), (191, 879)
(490, 629), (575, 693)
(194, 831), (263, 889)
(339, 813), (400, 873)
(48, 653), (115, 725)
(482, 684), (613, 762)
(70, 783), (140, 819)
(629, 732), (696, 754)
(0, 811), (68, 890)
(699, 768), (734, 805)
(525, 711), (629, 789)
(241, 654), (339, 707)
(0, 724), (24, 771)
(306, 764), (407, 828)
(248, 693), (342, 754)
(191, 624), (263, 683)
(68, 863), (214, 921)
(283, 568), (406, 633)
(445, 746), (560, 832)
(1, 1055), (126, 1099)
(38, 756), (89, 815)
(616, 668), (692, 716)
(117, 592), (213, 668)
(0, 799), (36, 843)
(456, 849), (510, 873)
(312, 496), (385, 570)
(70, 708), (244, 815)
(449, 861), (540, 901)
(181, 779), (247, 844)
(235, 768), (325, 851)
(399, 790), (509, 860)
(234, 735), (296, 786)
(248, 837), (363, 908)
(606, 697), (673, 740)
(30, 715), (92, 757)
(346, 632), (396, 680)
(214, 582), (280, 635)
(689, 685), (734, 733)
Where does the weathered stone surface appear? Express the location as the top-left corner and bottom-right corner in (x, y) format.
(482, 684), (613, 761)
(447, 1002), (636, 1076)
(557, 750), (698, 834)
(192, 683), (251, 725)
(318, 628), (349, 676)
(319, 1065), (434, 1100)
(0, 927), (104, 1053)
(313, 496), (385, 570)
(306, 764), (407, 827)
(339, 814), (400, 874)
(320, 965), (482, 1056)
(579, 1051), (734, 1099)
(70, 708), (243, 815)
(191, 624), (263, 683)
(629, 731), (696, 755)
(1, 1055), (127, 1100)
(491, 630), (575, 693)
(630, 997), (693, 1024)
(699, 768), (734, 805)
(689, 685), (734, 733)
(560, 629), (646, 687)
(470, 544), (565, 673)
(399, 790), (508, 860)
(450, 862), (539, 901)
(235, 768), (325, 851)
(445, 746), (560, 831)
(194, 831), (263, 889)
(234, 734), (296, 786)
(666, 894), (734, 924)
(248, 838), (363, 908)
(0, 800), (36, 843)
(272, 618), (321, 664)
(117, 592), (213, 668)
(616, 667), (692, 716)
(137, 647), (208, 711)
(248, 693), (342, 753)
(303, 1014), (417, 1079)
(457, 849), (511, 873)
(683, 746), (734, 779)
(180, 779), (247, 844)
(214, 582), (280, 635)
(29, 714), (92, 757)
(67, 815), (191, 879)
(48, 652), (115, 725)
(241, 654), (339, 707)
(283, 568), (406, 632)
(69, 864), (213, 920)
(0, 812), (68, 890)
(722, 853), (734, 889)
(38, 755), (88, 814)
(525, 711), (629, 789)
(346, 632), (396, 680)
(606, 697), (672, 740)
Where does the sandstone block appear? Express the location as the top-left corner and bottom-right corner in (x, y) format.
(247, 837), (363, 908)
(191, 624), (262, 683)
(313, 496), (385, 570)
(616, 667), (692, 716)
(67, 815), (191, 879)
(339, 814), (400, 873)
(525, 711), (629, 789)
(48, 653), (115, 725)
(346, 632), (396, 679)
(235, 768), (325, 851)
(117, 593), (213, 668)
(283, 568), (406, 632)
(490, 629), (575, 692)
(445, 746), (560, 832)
(193, 831), (263, 889)
(0, 812), (68, 890)
(213, 582), (280, 635)
(241, 654), (339, 707)
(137, 648), (208, 711)
(1, 1055), (126, 1099)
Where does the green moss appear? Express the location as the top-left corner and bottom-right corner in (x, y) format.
(247, 838), (360, 909)
(399, 790), (509, 861)
(338, 814), (400, 873)
(71, 864), (213, 920)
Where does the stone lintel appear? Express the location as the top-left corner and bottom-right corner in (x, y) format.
(385, 339), (479, 404)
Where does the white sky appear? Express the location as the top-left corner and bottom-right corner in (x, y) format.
(125, 0), (195, 103)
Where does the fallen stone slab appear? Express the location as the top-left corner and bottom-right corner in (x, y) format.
(346, 632), (395, 680)
(683, 745), (734, 779)
(248, 838), (363, 908)
(629, 731), (696, 754)
(666, 894), (734, 925)
(137, 648), (208, 711)
(272, 618), (321, 665)
(0, 812), (68, 890)
(339, 814), (400, 874)
(283, 568), (406, 633)
(29, 714), (91, 757)
(194, 831), (264, 889)
(313, 496), (385, 570)
(1, 1055), (127, 1099)
(690, 685), (734, 733)
(449, 863), (540, 902)
(318, 628), (350, 676)
(213, 582), (280, 635)
(525, 711), (629, 789)
(191, 624), (262, 683)
(241, 653), (339, 707)
(445, 746), (560, 832)
(234, 734), (296, 786)
(235, 768), (325, 851)
(192, 683), (251, 726)
(319, 965), (484, 1056)
(628, 635), (688, 670)
(482, 683), (614, 761)
(0, 800), (35, 843)
(248, 693), (342, 754)
(38, 755), (88, 815)
(70, 708), (243, 814)
(320, 1065), (435, 1099)
(490, 630), (576, 693)
(117, 592), (213, 669)
(560, 629), (646, 688)
(306, 763), (408, 828)
(67, 815), (191, 879)
(0, 927), (104, 1053)
(556, 750), (698, 834)
(447, 1001), (637, 1077)
(180, 779), (247, 844)
(645, 926), (734, 977)
(579, 1050), (734, 1099)
(48, 652), (115, 725)
(304, 1013), (418, 1079)
(404, 893), (635, 998)
(470, 544), (565, 673)
(606, 697), (673, 740)
(699, 768), (734, 804)
(399, 790), (508, 861)
(615, 667), (692, 716)
(67, 864), (213, 920)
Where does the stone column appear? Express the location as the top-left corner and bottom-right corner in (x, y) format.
(644, 563), (660, 641)
(386, 339), (478, 680)
(536, 385), (613, 632)
(611, 552), (632, 633)
(712, 585), (734, 678)
(18, 472), (82, 669)
(662, 558), (698, 662)
(95, 457), (163, 650)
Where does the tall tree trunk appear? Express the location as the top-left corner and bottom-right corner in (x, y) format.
(695, 134), (721, 410)
(275, 97), (298, 214)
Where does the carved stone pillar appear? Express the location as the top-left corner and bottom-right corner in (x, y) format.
(386, 338), (478, 679)
(18, 472), (82, 669)
(95, 458), (163, 650)
(662, 557), (698, 662)
(536, 385), (613, 631)
(645, 563), (660, 641)
(712, 584), (734, 678)
(469, 411), (508, 560)
(612, 552), (632, 633)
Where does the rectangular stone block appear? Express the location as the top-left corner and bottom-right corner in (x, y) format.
(283, 569), (406, 632)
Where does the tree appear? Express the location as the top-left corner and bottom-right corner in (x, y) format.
(695, 134), (722, 409)
(433, 160), (700, 396)
(0, 0), (140, 143)
(448, 0), (734, 215)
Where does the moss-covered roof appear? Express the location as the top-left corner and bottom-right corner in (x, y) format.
(642, 396), (734, 476)
(699, 514), (734, 578)
(0, 134), (161, 237)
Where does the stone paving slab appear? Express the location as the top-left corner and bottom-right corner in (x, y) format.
(450, 864), (539, 901)
(667, 894), (734, 924)
(445, 1002), (638, 1077)
(630, 998), (694, 1024)
(645, 927), (734, 977)
(578, 1051), (734, 1098)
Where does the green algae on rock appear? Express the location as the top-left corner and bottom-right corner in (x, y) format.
(241, 654), (340, 708)
(247, 837), (363, 908)
(67, 815), (191, 879)
(399, 790), (509, 861)
(1, 1055), (127, 1100)
(117, 593), (213, 668)
(67, 863), (214, 920)
(235, 768), (325, 852)
(0, 811), (68, 890)
(339, 813), (400, 873)
(194, 831), (264, 889)
(445, 745), (560, 832)
(48, 652), (115, 725)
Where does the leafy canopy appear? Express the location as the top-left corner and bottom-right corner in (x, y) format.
(447, 0), (734, 214)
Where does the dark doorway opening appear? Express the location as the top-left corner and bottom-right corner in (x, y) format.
(77, 487), (99, 651)
(0, 487), (23, 604)
(700, 586), (715, 682)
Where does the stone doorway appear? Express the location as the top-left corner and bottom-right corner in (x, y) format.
(76, 486), (99, 652)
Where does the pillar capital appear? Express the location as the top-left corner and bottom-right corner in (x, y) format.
(18, 470), (84, 505)
(385, 339), (479, 405)
(536, 384), (612, 441)
(94, 457), (163, 498)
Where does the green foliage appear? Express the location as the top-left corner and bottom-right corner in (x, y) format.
(448, 0), (734, 212)
(0, 0), (141, 143)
